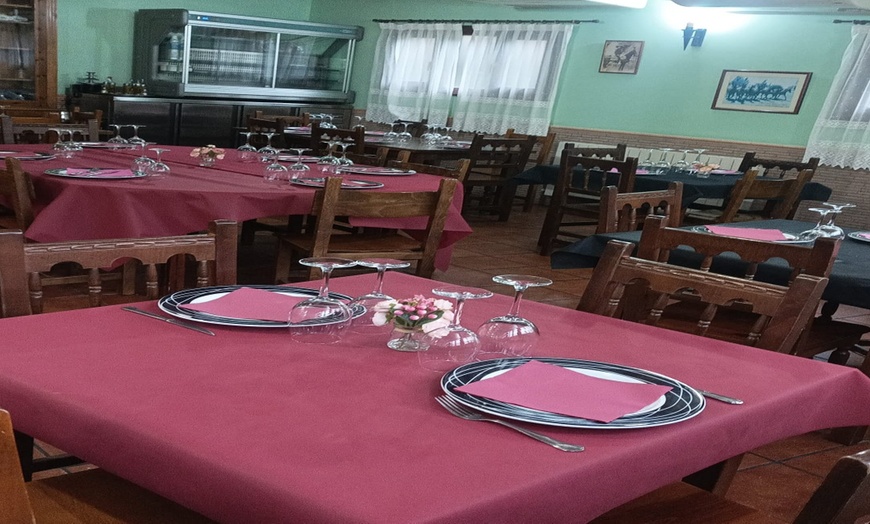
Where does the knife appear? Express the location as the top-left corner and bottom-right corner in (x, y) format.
(121, 306), (215, 336)
(698, 389), (744, 405)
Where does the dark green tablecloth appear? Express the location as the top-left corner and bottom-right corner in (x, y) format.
(550, 219), (870, 310)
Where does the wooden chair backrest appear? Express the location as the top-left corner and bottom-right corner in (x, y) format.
(345, 147), (390, 167)
(577, 240), (828, 353)
(309, 122), (365, 155)
(0, 409), (36, 523)
(597, 182), (683, 234)
(394, 118), (428, 137)
(0, 220), (238, 317)
(71, 108), (103, 135)
(387, 158), (471, 184)
(0, 158), (34, 231)
(718, 169), (813, 223)
(637, 215), (838, 283)
(559, 149), (639, 196)
(794, 449), (870, 524)
(254, 111), (309, 127)
(307, 177), (457, 277)
(564, 143), (627, 161)
(738, 152), (820, 179)
(506, 128), (557, 167)
(3, 115), (96, 144)
(467, 134), (537, 180)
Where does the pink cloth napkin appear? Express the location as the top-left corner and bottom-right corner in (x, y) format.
(636, 169), (649, 175)
(180, 287), (305, 322)
(711, 169), (738, 175)
(705, 225), (788, 241)
(66, 168), (136, 178)
(454, 360), (672, 423)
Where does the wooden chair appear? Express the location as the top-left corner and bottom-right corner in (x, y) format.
(2, 114), (98, 144)
(274, 177), (457, 281)
(0, 158), (34, 231)
(563, 143), (627, 161)
(738, 151), (820, 179)
(538, 150), (639, 255)
(597, 182), (683, 234)
(309, 121), (365, 156)
(577, 239), (827, 354)
(591, 448), (870, 524)
(388, 157), (472, 184)
(247, 116), (288, 150)
(0, 408), (213, 523)
(505, 128), (557, 211)
(345, 146), (390, 167)
(0, 220), (238, 318)
(462, 133), (537, 221)
(685, 169), (813, 224)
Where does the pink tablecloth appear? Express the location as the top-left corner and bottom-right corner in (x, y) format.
(1, 273), (869, 523)
(17, 145), (471, 270)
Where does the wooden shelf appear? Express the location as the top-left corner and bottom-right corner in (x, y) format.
(0, 0), (53, 107)
(0, 76), (33, 81)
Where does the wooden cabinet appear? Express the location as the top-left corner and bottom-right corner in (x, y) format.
(0, 0), (56, 108)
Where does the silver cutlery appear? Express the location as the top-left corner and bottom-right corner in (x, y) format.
(435, 395), (584, 452)
(121, 306), (215, 336)
(698, 389), (743, 405)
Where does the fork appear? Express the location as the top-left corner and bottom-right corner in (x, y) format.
(435, 396), (584, 452)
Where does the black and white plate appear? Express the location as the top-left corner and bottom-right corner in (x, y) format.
(158, 285), (365, 328)
(43, 168), (146, 179)
(441, 357), (704, 429)
(290, 177), (383, 189)
(277, 155), (319, 163)
(847, 232), (870, 244)
(691, 226), (811, 244)
(78, 142), (137, 149)
(0, 151), (55, 160)
(339, 166), (415, 176)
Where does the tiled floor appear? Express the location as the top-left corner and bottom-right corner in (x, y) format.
(38, 204), (870, 522)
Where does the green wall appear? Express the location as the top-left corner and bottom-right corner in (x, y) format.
(57, 0), (313, 89)
(308, 0), (857, 147)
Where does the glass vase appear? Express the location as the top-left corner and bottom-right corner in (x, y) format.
(199, 155), (216, 168)
(387, 326), (429, 352)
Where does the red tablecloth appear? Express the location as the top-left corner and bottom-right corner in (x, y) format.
(17, 145), (471, 270)
(1, 273), (869, 523)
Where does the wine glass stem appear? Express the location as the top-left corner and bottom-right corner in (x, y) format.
(508, 287), (526, 317)
(452, 297), (467, 327)
(319, 268), (333, 298)
(374, 268), (386, 295)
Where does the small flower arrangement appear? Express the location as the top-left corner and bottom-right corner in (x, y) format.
(190, 144), (226, 161)
(692, 162), (720, 174)
(372, 295), (454, 337)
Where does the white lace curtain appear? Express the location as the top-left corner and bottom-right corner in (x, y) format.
(365, 22), (574, 136)
(365, 23), (461, 127)
(805, 25), (870, 169)
(452, 23), (573, 136)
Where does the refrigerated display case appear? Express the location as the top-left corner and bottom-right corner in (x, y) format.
(133, 9), (363, 103)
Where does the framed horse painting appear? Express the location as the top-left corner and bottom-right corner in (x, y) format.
(599, 40), (644, 74)
(712, 70), (812, 114)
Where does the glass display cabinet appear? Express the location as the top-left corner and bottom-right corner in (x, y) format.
(0, 0), (56, 107)
(133, 9), (363, 103)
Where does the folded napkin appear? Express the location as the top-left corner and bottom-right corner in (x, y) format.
(636, 169), (649, 175)
(704, 225), (788, 242)
(857, 232), (870, 241)
(454, 360), (672, 423)
(180, 287), (305, 322)
(711, 169), (738, 175)
(66, 168), (136, 178)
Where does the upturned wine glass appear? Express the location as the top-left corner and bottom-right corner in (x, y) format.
(288, 147), (311, 180)
(418, 286), (493, 372)
(476, 275), (553, 359)
(318, 139), (341, 167)
(382, 123), (399, 143)
(131, 143), (154, 174)
(108, 124), (128, 146)
(289, 257), (357, 344)
(127, 124), (146, 146)
(349, 258), (411, 334)
(258, 132), (279, 163)
(237, 132), (258, 162)
(147, 148), (170, 177)
(397, 122), (412, 142)
(263, 151), (288, 183)
(336, 141), (354, 166)
(799, 203), (855, 240)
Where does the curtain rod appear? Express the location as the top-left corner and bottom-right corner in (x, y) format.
(833, 19), (870, 24)
(371, 19), (598, 24)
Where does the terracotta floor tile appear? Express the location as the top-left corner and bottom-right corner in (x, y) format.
(727, 463), (822, 522)
(783, 440), (870, 477)
(750, 432), (844, 462)
(739, 453), (775, 470)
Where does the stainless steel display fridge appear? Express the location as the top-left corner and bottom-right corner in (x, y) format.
(133, 9), (363, 103)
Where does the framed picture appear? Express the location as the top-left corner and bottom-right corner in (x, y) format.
(599, 40), (644, 74)
(712, 70), (812, 114)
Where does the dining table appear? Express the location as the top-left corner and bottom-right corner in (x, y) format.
(9, 143), (472, 271)
(1, 272), (869, 523)
(514, 165), (832, 208)
(550, 219), (870, 310)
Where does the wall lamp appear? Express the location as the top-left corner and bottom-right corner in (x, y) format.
(682, 23), (706, 49)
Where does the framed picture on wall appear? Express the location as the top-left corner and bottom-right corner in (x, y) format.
(712, 70), (812, 114)
(599, 40), (644, 74)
